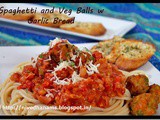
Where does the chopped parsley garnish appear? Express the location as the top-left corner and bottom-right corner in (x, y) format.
(60, 59), (63, 63)
(90, 56), (95, 61)
(84, 47), (90, 52)
(131, 45), (139, 50)
(20, 66), (23, 70)
(71, 45), (75, 49)
(134, 45), (139, 50)
(39, 53), (44, 58)
(145, 77), (149, 83)
(69, 61), (75, 67)
(66, 52), (70, 57)
(137, 110), (143, 116)
(106, 44), (109, 48)
(125, 46), (130, 53)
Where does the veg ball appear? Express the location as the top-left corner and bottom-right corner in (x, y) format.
(129, 93), (158, 116)
(126, 74), (149, 96)
(149, 84), (160, 103)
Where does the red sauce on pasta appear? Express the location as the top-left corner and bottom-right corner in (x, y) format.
(10, 39), (126, 112)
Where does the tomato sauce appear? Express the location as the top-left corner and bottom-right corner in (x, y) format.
(10, 39), (126, 112)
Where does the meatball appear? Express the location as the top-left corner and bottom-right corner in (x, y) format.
(126, 74), (149, 96)
(130, 93), (158, 116)
(149, 84), (160, 103)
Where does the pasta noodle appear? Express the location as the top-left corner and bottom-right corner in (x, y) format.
(120, 70), (149, 79)
(0, 62), (132, 116)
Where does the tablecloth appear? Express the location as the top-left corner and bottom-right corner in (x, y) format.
(0, 3), (160, 71)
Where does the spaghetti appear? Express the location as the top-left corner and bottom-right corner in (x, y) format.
(0, 65), (131, 115)
(0, 38), (137, 116)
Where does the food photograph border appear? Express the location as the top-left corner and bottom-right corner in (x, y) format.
(0, 3), (160, 118)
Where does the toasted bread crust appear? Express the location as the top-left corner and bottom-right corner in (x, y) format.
(91, 37), (156, 71)
(115, 55), (151, 71)
(33, 13), (72, 28)
(0, 13), (34, 21)
(110, 40), (155, 71)
(91, 36), (124, 56)
(60, 22), (106, 36)
(114, 40), (155, 71)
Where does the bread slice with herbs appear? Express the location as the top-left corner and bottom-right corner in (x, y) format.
(60, 22), (106, 36)
(106, 40), (156, 71)
(33, 12), (73, 27)
(0, 13), (34, 21)
(91, 36), (125, 57)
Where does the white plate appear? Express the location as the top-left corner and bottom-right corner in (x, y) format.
(0, 43), (160, 84)
(0, 3), (136, 40)
(0, 43), (160, 115)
